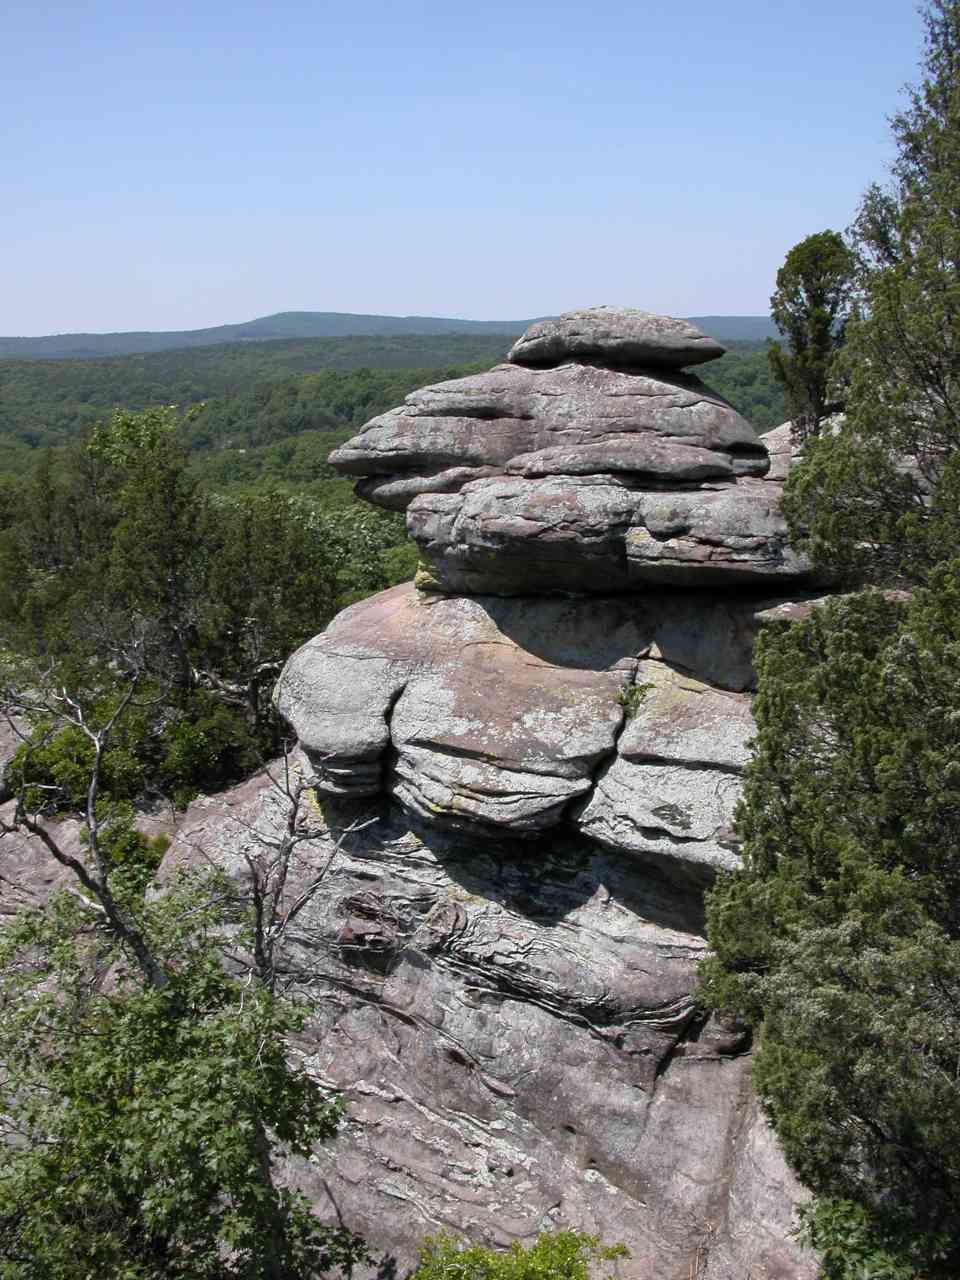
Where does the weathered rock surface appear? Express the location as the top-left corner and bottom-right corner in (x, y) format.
(507, 307), (727, 370)
(328, 323), (816, 594)
(270, 313), (827, 1272)
(274, 581), (811, 883)
(410, 473), (806, 595)
(576, 662), (753, 884)
(0, 768), (814, 1280)
(160, 772), (814, 1280)
(333, 362), (768, 497)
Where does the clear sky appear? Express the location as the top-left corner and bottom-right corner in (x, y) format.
(2, 0), (926, 334)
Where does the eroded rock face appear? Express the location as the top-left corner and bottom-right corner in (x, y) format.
(274, 581), (807, 882)
(269, 317), (821, 1272)
(328, 324), (813, 594)
(161, 774), (814, 1280)
(410, 473), (806, 595)
(506, 306), (728, 370)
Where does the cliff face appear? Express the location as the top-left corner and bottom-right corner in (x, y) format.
(262, 310), (822, 1275)
(168, 776), (814, 1280)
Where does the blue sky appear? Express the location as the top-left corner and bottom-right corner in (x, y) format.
(3, 0), (925, 333)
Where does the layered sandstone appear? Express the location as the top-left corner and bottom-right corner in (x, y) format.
(269, 310), (818, 1277)
(328, 309), (809, 595)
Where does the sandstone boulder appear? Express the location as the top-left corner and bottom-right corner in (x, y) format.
(327, 315), (819, 594)
(410, 473), (806, 595)
(507, 306), (727, 369)
(575, 663), (755, 885)
(266, 307), (825, 1273)
(274, 582), (806, 880)
(331, 362), (768, 497)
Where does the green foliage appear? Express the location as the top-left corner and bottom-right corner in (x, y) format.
(0, 335), (786, 486)
(0, 870), (366, 1279)
(0, 335), (513, 459)
(782, 2), (960, 587)
(95, 816), (170, 899)
(702, 341), (787, 431)
(158, 694), (261, 809)
(767, 230), (854, 439)
(409, 1231), (628, 1280)
(796, 1199), (945, 1280)
(701, 567), (960, 1277)
(0, 408), (416, 810)
(616, 680), (653, 719)
(6, 689), (156, 811)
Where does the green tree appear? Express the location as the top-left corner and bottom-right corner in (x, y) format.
(782, 1), (960, 585)
(0, 666), (367, 1279)
(701, 569), (960, 1278)
(0, 407), (415, 808)
(767, 230), (854, 442)
(198, 494), (344, 732)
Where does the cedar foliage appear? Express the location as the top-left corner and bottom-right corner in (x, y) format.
(768, 230), (854, 441)
(701, 577), (960, 1276)
(704, 6), (960, 1275)
(782, 0), (960, 588)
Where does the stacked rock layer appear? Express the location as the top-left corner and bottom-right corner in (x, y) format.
(329, 306), (805, 594)
(273, 309), (819, 1278)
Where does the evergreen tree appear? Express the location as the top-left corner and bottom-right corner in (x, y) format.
(782, 1), (960, 586)
(702, 572), (960, 1277)
(768, 230), (854, 442)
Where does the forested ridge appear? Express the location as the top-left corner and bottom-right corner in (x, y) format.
(0, 309), (777, 362)
(0, 332), (786, 496)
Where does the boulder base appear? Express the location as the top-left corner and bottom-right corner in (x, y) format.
(158, 775), (815, 1280)
(274, 582), (812, 883)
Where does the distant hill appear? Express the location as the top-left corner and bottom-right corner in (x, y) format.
(689, 315), (777, 342)
(0, 313), (532, 362)
(0, 328), (785, 471)
(0, 311), (776, 361)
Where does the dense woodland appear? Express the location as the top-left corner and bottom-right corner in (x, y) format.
(0, 333), (785, 492)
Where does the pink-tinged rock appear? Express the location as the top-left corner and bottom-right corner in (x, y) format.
(274, 583), (809, 862)
(329, 361), (768, 496)
(507, 306), (726, 370)
(155, 772), (815, 1280)
(575, 663), (756, 885)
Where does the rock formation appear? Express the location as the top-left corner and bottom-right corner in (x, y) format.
(269, 309), (819, 1277)
(0, 311), (791, 1277)
(329, 306), (806, 595)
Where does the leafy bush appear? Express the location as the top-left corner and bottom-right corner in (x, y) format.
(158, 693), (262, 808)
(0, 875), (367, 1279)
(6, 694), (154, 812)
(409, 1231), (628, 1280)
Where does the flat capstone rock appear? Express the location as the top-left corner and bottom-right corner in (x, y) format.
(507, 306), (726, 370)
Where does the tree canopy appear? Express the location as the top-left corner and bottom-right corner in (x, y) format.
(781, 1), (960, 588)
(703, 7), (960, 1277)
(702, 575), (960, 1277)
(0, 407), (415, 809)
(767, 230), (854, 441)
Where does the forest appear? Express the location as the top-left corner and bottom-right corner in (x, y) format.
(0, 331), (786, 505)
